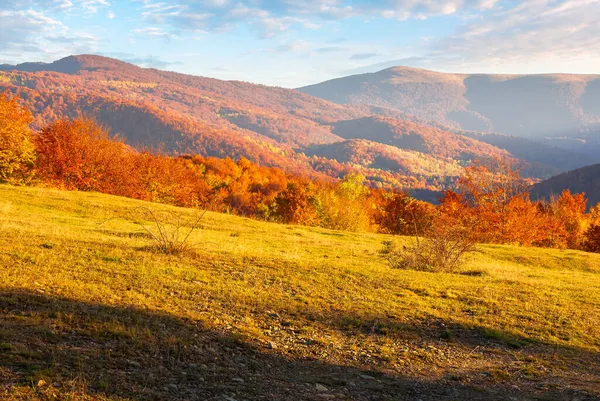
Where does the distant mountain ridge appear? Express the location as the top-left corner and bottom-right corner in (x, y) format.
(0, 55), (594, 193)
(299, 66), (600, 158)
(532, 163), (600, 208)
(458, 131), (595, 173)
(0, 55), (140, 74)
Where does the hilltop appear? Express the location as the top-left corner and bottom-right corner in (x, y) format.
(1, 185), (599, 400)
(299, 66), (600, 158)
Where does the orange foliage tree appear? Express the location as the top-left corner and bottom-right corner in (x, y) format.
(275, 181), (321, 226)
(455, 157), (534, 244)
(543, 190), (589, 249)
(134, 153), (211, 207)
(372, 190), (436, 235)
(2, 91), (596, 250)
(34, 118), (132, 192)
(0, 92), (35, 184)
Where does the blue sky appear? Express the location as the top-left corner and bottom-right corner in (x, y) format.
(1, 0), (599, 87)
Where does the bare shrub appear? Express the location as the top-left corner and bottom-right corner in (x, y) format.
(100, 206), (208, 255)
(381, 221), (477, 273)
(130, 207), (207, 254)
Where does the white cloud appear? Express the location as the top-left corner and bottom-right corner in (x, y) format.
(131, 26), (175, 40)
(122, 0), (508, 40)
(273, 40), (311, 53)
(62, 0), (109, 15)
(352, 0), (600, 76)
(1, 0), (110, 14)
(433, 0), (600, 69)
(0, 8), (99, 64)
(169, 11), (211, 30)
(0, 9), (61, 53)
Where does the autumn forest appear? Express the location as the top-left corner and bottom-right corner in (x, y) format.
(2, 89), (600, 257)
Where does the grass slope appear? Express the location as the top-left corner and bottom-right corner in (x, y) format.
(1, 185), (599, 400)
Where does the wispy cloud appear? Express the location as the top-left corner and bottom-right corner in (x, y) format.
(3, 0), (111, 14)
(80, 0), (110, 15)
(130, 0), (505, 39)
(350, 52), (379, 60)
(131, 26), (177, 41)
(136, 0), (498, 39)
(0, 9), (98, 58)
(348, 0), (600, 75)
(431, 0), (600, 71)
(315, 46), (347, 53)
(99, 51), (183, 69)
(273, 40), (310, 53)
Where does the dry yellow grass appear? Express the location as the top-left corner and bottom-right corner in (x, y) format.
(1, 184), (599, 400)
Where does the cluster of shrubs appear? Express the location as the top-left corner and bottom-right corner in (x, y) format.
(2, 92), (600, 267)
(381, 159), (600, 271)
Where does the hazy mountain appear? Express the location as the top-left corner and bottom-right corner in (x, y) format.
(0, 55), (590, 192)
(532, 164), (600, 208)
(327, 116), (590, 176)
(299, 67), (600, 158)
(457, 131), (596, 174)
(330, 116), (509, 161)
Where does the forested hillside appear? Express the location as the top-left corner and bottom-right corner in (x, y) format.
(0, 55), (589, 194)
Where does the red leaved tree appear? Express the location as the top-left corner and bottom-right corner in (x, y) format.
(35, 118), (133, 192)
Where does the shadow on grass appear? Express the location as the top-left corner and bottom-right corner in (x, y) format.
(292, 303), (600, 380)
(0, 288), (598, 401)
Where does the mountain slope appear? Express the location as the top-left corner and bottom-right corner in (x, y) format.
(532, 163), (600, 208)
(1, 55), (587, 191)
(299, 67), (600, 158)
(306, 138), (462, 179)
(324, 116), (592, 177)
(0, 55), (506, 189)
(330, 116), (510, 161)
(1, 55), (350, 147)
(0, 55), (377, 182)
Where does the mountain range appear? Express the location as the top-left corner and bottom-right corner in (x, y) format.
(299, 67), (600, 158)
(1, 55), (597, 195)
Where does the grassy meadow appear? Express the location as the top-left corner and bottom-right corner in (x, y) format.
(0, 184), (599, 400)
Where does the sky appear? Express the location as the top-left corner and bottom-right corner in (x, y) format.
(1, 0), (599, 87)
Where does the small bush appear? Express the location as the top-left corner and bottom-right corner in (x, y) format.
(381, 225), (477, 273)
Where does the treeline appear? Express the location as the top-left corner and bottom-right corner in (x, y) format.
(433, 160), (600, 251)
(1, 92), (599, 253)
